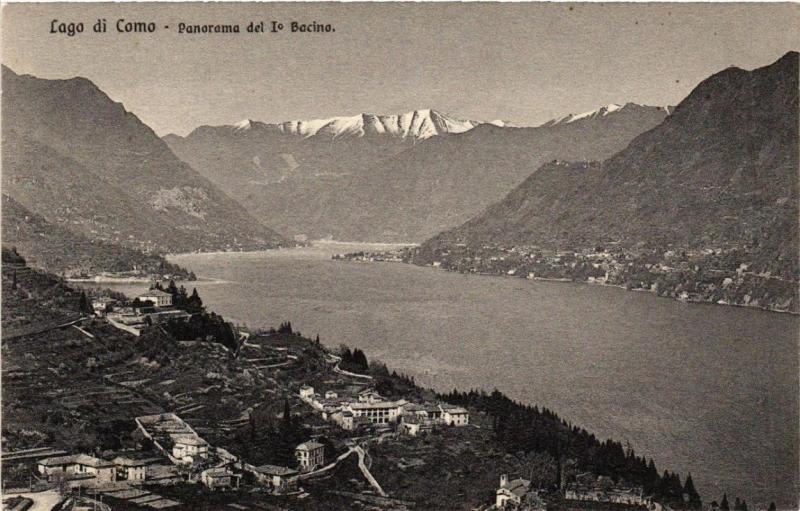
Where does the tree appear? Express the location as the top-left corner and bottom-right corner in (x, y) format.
(79, 291), (93, 314)
(721, 494), (730, 511)
(186, 288), (203, 313)
(683, 473), (701, 508)
(280, 398), (293, 436)
(11, 270), (17, 291)
(768, 503), (776, 511)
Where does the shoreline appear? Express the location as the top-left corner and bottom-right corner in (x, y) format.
(68, 276), (226, 285)
(395, 260), (800, 316)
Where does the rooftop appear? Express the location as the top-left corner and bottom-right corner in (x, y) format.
(172, 435), (208, 446)
(255, 465), (299, 476)
(39, 454), (115, 469)
(137, 289), (172, 298)
(296, 441), (324, 451)
(112, 456), (148, 467)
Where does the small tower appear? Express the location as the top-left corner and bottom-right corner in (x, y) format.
(500, 474), (508, 488)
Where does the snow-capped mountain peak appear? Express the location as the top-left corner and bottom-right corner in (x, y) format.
(233, 119), (253, 131)
(541, 103), (672, 127)
(271, 109), (495, 141)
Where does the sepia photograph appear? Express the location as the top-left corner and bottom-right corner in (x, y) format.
(0, 2), (798, 511)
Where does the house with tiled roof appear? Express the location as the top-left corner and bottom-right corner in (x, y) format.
(136, 289), (173, 308)
(112, 456), (148, 482)
(295, 441), (325, 471)
(37, 454), (116, 483)
(201, 466), (241, 489)
(171, 435), (209, 463)
(440, 403), (470, 426)
(254, 465), (299, 492)
(495, 474), (531, 509)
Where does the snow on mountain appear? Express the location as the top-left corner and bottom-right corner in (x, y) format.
(233, 119), (253, 131)
(541, 103), (672, 127)
(225, 109), (499, 141)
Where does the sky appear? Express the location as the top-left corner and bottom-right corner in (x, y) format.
(2, 2), (798, 136)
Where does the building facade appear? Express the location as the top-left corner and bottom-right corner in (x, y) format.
(295, 441), (325, 472)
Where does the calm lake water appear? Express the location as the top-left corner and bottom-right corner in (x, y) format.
(102, 243), (799, 509)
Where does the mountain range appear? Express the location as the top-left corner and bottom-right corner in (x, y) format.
(165, 103), (671, 241)
(1, 66), (287, 257)
(421, 52), (799, 278)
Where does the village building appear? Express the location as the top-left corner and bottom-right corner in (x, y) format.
(565, 473), (649, 507)
(254, 465), (299, 492)
(440, 404), (470, 426)
(112, 456), (147, 482)
(357, 389), (383, 403)
(495, 474), (531, 509)
(136, 289), (173, 308)
(400, 414), (423, 436)
(171, 435), (209, 463)
(345, 399), (407, 425)
(37, 454), (117, 483)
(144, 309), (192, 325)
(423, 404), (443, 422)
(200, 466), (241, 489)
(299, 385), (315, 399)
(324, 390), (338, 399)
(91, 297), (116, 315)
(295, 441), (325, 472)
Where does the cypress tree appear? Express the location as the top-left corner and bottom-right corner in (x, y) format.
(721, 494), (730, 511)
(79, 291), (92, 314)
(684, 473), (701, 507)
(11, 270), (17, 291)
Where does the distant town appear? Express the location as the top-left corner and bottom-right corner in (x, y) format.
(336, 242), (798, 314)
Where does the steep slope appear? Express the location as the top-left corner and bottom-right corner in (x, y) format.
(166, 104), (669, 241)
(2, 194), (192, 278)
(425, 52), (799, 277)
(1, 66), (287, 252)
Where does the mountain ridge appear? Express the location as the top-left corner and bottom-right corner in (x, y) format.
(418, 51), (799, 303)
(166, 102), (670, 241)
(1, 65), (288, 254)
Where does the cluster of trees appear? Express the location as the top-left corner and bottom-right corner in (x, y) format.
(338, 345), (369, 374)
(276, 321), (294, 334)
(437, 388), (701, 508)
(230, 398), (312, 468)
(710, 494), (771, 511)
(162, 311), (238, 351)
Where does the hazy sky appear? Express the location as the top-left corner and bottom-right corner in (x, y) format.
(2, 2), (798, 135)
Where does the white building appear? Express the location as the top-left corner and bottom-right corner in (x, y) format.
(136, 289), (173, 308)
(496, 475), (531, 509)
(112, 456), (147, 482)
(295, 441), (325, 472)
(345, 400), (407, 425)
(172, 435), (209, 463)
(440, 404), (470, 426)
(299, 385), (315, 399)
(357, 389), (383, 403)
(201, 466), (240, 489)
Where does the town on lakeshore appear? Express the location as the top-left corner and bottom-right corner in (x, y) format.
(1, 3), (798, 511)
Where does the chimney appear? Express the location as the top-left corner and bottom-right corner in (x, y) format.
(500, 474), (508, 488)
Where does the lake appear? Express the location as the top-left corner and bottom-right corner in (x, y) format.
(99, 242), (799, 509)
